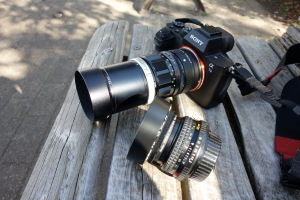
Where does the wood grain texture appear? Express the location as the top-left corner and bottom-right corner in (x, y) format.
(141, 0), (156, 11)
(105, 24), (182, 200)
(286, 26), (300, 43)
(21, 20), (129, 200)
(268, 26), (300, 58)
(227, 45), (300, 199)
(174, 94), (255, 200)
(237, 38), (294, 97)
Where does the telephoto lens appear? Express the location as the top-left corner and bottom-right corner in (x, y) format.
(75, 47), (204, 122)
(127, 97), (221, 181)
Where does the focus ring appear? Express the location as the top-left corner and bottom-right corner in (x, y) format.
(175, 126), (202, 181)
(190, 131), (221, 181)
(163, 117), (193, 174)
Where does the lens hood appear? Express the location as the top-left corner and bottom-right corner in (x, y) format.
(127, 97), (171, 164)
(75, 67), (112, 122)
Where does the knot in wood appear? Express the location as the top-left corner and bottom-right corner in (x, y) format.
(133, 45), (141, 50)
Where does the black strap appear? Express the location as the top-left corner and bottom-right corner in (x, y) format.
(261, 43), (300, 85)
(281, 150), (300, 190)
(231, 65), (300, 115)
(232, 43), (300, 189)
(174, 18), (204, 27)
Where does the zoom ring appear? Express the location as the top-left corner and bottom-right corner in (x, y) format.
(190, 132), (221, 181)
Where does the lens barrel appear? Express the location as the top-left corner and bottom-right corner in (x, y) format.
(127, 97), (221, 182)
(75, 61), (150, 121)
(75, 48), (202, 122)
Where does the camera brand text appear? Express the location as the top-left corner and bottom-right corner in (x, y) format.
(190, 35), (204, 46)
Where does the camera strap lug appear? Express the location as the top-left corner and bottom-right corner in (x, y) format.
(231, 64), (300, 116)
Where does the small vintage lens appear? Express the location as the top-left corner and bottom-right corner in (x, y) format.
(127, 97), (221, 181)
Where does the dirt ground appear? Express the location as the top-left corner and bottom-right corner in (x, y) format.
(257, 0), (300, 26)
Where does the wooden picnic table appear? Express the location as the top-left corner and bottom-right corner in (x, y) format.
(21, 20), (300, 199)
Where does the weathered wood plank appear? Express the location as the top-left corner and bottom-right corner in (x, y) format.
(174, 94), (255, 199)
(269, 26), (300, 57)
(21, 20), (129, 200)
(227, 44), (300, 199)
(105, 24), (182, 200)
(286, 26), (300, 43)
(237, 38), (294, 97)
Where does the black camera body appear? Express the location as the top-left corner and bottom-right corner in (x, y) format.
(154, 19), (235, 108)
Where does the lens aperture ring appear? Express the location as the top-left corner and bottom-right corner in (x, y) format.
(170, 120), (197, 174)
(163, 117), (193, 174)
(174, 123), (202, 181)
(190, 130), (221, 181)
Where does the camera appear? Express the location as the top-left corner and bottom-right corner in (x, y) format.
(75, 18), (235, 122)
(127, 97), (221, 181)
(154, 18), (235, 108)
